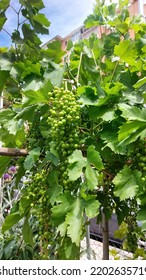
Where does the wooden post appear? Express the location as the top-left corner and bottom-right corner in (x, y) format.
(85, 218), (91, 260)
(102, 209), (109, 260)
(0, 148), (28, 157)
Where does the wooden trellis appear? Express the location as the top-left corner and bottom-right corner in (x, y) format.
(0, 148), (28, 157)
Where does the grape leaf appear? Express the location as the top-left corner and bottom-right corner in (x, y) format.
(3, 239), (17, 260)
(119, 104), (146, 121)
(20, 0), (44, 11)
(22, 216), (33, 246)
(23, 147), (40, 170)
(85, 164), (98, 190)
(44, 67), (65, 87)
(84, 198), (100, 218)
(22, 88), (49, 106)
(58, 237), (80, 260)
(48, 171), (61, 205)
(134, 77), (146, 89)
(4, 119), (23, 136)
(87, 145), (104, 170)
(66, 197), (84, 246)
(32, 14), (50, 27)
(68, 150), (86, 181)
(2, 212), (22, 233)
(114, 40), (137, 66)
(88, 106), (116, 121)
(51, 192), (74, 226)
(14, 60), (42, 79)
(118, 121), (146, 145)
(44, 40), (65, 64)
(113, 166), (141, 200)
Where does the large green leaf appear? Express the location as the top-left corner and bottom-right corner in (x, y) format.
(48, 170), (61, 205)
(22, 216), (33, 246)
(0, 126), (25, 148)
(22, 23), (41, 46)
(32, 13), (50, 27)
(4, 119), (23, 136)
(2, 197), (31, 233)
(20, 0), (44, 10)
(14, 60), (42, 79)
(22, 88), (49, 106)
(68, 150), (86, 181)
(19, 197), (32, 216)
(0, 109), (15, 124)
(113, 166), (141, 200)
(119, 104), (146, 121)
(44, 67), (65, 87)
(118, 121), (146, 145)
(66, 197), (84, 246)
(3, 239), (17, 260)
(101, 129), (126, 154)
(23, 147), (40, 170)
(88, 106), (116, 121)
(84, 198), (100, 218)
(51, 192), (74, 226)
(134, 77), (146, 89)
(15, 105), (37, 122)
(58, 237), (80, 260)
(0, 57), (12, 70)
(44, 40), (65, 64)
(78, 86), (99, 106)
(103, 82), (125, 95)
(2, 212), (22, 233)
(114, 40), (137, 66)
(0, 12), (7, 31)
(85, 164), (98, 190)
(87, 145), (104, 170)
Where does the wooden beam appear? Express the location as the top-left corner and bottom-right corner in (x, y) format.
(0, 148), (28, 157)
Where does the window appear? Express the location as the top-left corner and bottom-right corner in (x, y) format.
(71, 31), (81, 43)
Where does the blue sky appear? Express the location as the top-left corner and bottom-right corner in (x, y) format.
(0, 0), (95, 47)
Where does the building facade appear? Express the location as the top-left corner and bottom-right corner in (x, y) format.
(42, 0), (146, 51)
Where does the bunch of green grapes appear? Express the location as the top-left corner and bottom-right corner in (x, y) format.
(47, 87), (81, 189)
(26, 170), (54, 259)
(124, 199), (139, 253)
(127, 139), (146, 175)
(97, 180), (115, 220)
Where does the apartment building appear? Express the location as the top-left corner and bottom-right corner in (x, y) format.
(42, 0), (146, 50)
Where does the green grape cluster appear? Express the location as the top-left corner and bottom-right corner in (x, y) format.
(127, 139), (146, 184)
(47, 87), (81, 189)
(97, 180), (115, 219)
(26, 170), (53, 259)
(124, 199), (139, 253)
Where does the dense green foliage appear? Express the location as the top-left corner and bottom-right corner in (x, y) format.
(0, 0), (146, 259)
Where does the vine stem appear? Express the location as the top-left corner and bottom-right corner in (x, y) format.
(2, 28), (11, 37)
(85, 214), (91, 260)
(76, 52), (83, 84)
(91, 49), (98, 70)
(110, 60), (119, 82)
